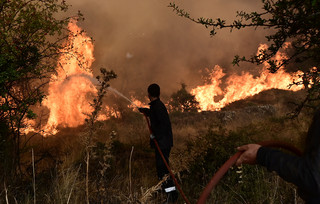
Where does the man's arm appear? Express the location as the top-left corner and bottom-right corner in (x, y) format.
(257, 147), (318, 194)
(236, 144), (319, 196)
(139, 108), (151, 116)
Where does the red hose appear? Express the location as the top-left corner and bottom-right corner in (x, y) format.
(142, 113), (191, 204)
(196, 141), (303, 204)
(141, 112), (302, 204)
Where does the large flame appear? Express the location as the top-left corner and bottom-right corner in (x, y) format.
(23, 24), (307, 135)
(41, 20), (98, 135)
(191, 44), (304, 111)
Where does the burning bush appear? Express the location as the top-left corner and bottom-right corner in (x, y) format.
(0, 0), (82, 183)
(168, 83), (200, 113)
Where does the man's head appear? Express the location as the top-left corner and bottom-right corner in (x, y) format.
(148, 83), (160, 101)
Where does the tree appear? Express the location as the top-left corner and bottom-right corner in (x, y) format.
(169, 0), (320, 115)
(169, 83), (200, 112)
(0, 0), (81, 177)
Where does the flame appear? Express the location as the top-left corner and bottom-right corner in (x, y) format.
(41, 20), (97, 135)
(98, 106), (121, 120)
(22, 20), (125, 136)
(22, 24), (308, 135)
(129, 96), (148, 109)
(191, 43), (304, 111)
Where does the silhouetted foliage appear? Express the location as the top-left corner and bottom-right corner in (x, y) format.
(0, 0), (82, 177)
(169, 0), (320, 115)
(82, 68), (117, 204)
(169, 83), (200, 112)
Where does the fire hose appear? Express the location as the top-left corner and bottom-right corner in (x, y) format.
(196, 141), (302, 204)
(142, 113), (191, 204)
(142, 113), (302, 204)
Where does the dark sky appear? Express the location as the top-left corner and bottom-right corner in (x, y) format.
(64, 0), (271, 97)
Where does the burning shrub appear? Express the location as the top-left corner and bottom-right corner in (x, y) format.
(168, 83), (200, 113)
(0, 0), (83, 188)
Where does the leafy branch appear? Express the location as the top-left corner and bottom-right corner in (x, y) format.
(169, 0), (320, 114)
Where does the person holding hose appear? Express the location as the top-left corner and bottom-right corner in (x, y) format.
(138, 83), (178, 203)
(236, 109), (320, 203)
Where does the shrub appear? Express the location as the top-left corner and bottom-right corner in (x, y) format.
(179, 126), (301, 203)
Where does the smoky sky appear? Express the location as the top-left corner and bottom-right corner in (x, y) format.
(64, 0), (272, 98)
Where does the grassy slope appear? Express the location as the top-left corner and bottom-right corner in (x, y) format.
(6, 89), (314, 203)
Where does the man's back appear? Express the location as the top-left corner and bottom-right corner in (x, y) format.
(149, 98), (173, 149)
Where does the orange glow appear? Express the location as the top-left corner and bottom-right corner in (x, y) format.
(99, 106), (121, 120)
(129, 96), (148, 110)
(191, 44), (304, 111)
(22, 20), (123, 136)
(41, 20), (97, 135)
(23, 26), (309, 135)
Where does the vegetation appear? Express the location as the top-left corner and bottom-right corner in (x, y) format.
(178, 120), (304, 203)
(81, 68), (117, 204)
(168, 83), (200, 113)
(0, 95), (312, 203)
(0, 0), (317, 203)
(0, 0), (82, 178)
(169, 0), (320, 116)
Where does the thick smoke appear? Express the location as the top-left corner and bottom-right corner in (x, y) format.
(65, 0), (271, 98)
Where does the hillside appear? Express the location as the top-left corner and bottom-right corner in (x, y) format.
(8, 88), (313, 203)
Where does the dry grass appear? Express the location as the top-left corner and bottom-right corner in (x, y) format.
(4, 96), (315, 203)
(139, 175), (169, 204)
(49, 164), (84, 204)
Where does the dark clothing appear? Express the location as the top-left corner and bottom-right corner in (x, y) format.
(155, 148), (171, 180)
(257, 110), (320, 203)
(141, 98), (173, 180)
(257, 147), (320, 203)
(141, 98), (173, 150)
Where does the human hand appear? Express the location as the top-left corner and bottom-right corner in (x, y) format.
(235, 144), (261, 166)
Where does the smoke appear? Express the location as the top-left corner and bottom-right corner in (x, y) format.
(64, 0), (271, 98)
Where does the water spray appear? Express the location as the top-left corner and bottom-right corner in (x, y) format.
(64, 73), (98, 84)
(107, 87), (139, 108)
(68, 74), (140, 108)
(62, 75), (141, 111)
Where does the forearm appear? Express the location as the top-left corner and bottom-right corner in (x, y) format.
(257, 147), (318, 194)
(140, 108), (151, 116)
